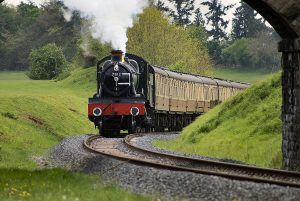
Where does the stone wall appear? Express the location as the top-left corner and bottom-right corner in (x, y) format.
(280, 39), (300, 170)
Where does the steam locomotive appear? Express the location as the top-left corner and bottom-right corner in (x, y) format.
(88, 50), (248, 137)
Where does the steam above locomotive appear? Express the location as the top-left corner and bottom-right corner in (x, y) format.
(88, 51), (249, 137)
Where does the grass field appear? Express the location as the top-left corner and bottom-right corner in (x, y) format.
(0, 169), (148, 201)
(0, 69), (150, 200)
(0, 71), (29, 80)
(214, 68), (272, 83)
(0, 71), (96, 169)
(155, 73), (283, 169)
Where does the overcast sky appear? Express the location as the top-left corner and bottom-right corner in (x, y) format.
(4, 0), (241, 18)
(4, 0), (242, 30)
(5, 0), (45, 6)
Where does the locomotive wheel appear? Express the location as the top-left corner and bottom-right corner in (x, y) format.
(140, 127), (145, 133)
(136, 126), (142, 133)
(128, 126), (137, 134)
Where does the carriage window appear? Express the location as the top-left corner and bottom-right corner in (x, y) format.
(165, 78), (167, 96)
(192, 84), (195, 100)
(178, 82), (180, 99)
(204, 86), (209, 101)
(186, 83), (189, 99)
(188, 84), (190, 99)
(190, 84), (193, 100)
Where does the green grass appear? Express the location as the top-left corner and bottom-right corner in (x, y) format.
(0, 69), (150, 200)
(0, 69), (96, 169)
(155, 72), (283, 169)
(214, 68), (272, 83)
(0, 169), (149, 201)
(0, 78), (96, 169)
(59, 67), (96, 97)
(0, 71), (29, 80)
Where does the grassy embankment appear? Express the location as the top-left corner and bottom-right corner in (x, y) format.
(0, 69), (150, 201)
(0, 67), (273, 200)
(155, 72), (282, 169)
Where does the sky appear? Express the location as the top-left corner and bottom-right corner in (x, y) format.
(5, 0), (45, 6)
(199, 0), (241, 23)
(4, 0), (241, 19)
(3, 0), (243, 31)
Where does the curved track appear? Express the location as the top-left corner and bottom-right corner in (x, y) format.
(84, 134), (300, 188)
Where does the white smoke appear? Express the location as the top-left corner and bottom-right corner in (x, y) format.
(62, 0), (149, 52)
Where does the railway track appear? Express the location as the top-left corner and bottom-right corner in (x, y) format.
(84, 133), (300, 188)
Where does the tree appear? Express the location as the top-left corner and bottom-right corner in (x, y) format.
(29, 43), (68, 80)
(190, 8), (208, 47)
(222, 29), (281, 71)
(248, 29), (281, 71)
(152, 0), (170, 12)
(201, 0), (234, 63)
(127, 7), (213, 75)
(231, 1), (266, 39)
(0, 4), (18, 70)
(201, 0), (234, 41)
(17, 1), (40, 28)
(193, 8), (205, 27)
(222, 38), (256, 67)
(3, 0), (82, 70)
(167, 0), (195, 26)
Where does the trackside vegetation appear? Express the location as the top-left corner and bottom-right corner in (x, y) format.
(0, 169), (148, 201)
(0, 71), (150, 201)
(155, 72), (282, 168)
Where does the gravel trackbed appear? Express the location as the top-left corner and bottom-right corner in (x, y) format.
(45, 135), (300, 201)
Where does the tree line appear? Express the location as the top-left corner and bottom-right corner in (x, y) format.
(0, 0), (280, 80)
(0, 0), (213, 78)
(0, 1), (83, 71)
(153, 0), (281, 71)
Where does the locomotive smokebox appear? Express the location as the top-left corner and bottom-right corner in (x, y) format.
(111, 50), (125, 62)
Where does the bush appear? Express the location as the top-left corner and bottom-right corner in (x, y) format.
(222, 38), (256, 67)
(29, 43), (68, 80)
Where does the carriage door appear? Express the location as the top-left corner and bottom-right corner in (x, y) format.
(148, 73), (154, 107)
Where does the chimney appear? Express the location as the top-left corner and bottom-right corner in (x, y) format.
(111, 50), (124, 62)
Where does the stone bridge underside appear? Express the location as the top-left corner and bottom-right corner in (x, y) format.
(244, 0), (300, 170)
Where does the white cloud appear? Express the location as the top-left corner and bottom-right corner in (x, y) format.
(4, 0), (45, 6)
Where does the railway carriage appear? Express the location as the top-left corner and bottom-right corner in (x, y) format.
(88, 51), (248, 137)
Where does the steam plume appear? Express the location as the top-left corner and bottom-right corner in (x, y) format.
(63, 0), (149, 52)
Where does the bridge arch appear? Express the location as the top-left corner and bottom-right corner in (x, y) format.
(243, 0), (300, 170)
